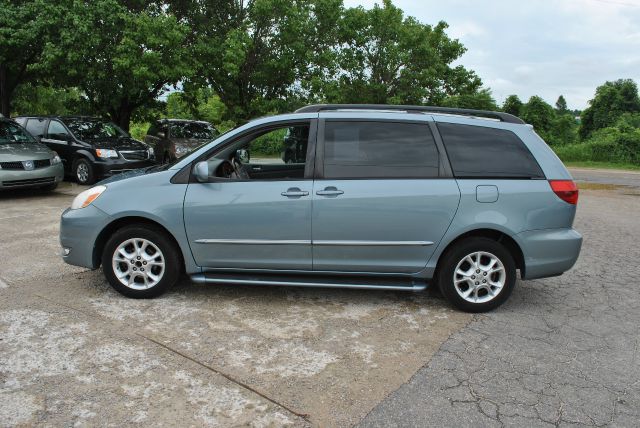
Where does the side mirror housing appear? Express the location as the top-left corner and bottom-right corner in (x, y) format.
(236, 149), (250, 163)
(193, 161), (209, 183)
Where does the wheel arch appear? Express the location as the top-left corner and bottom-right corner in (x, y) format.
(434, 228), (525, 279)
(93, 216), (185, 273)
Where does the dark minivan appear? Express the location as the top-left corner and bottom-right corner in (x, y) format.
(15, 116), (155, 185)
(144, 119), (218, 164)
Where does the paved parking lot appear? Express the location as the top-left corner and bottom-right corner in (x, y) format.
(1, 168), (639, 427)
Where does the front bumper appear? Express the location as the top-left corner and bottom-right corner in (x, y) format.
(93, 158), (155, 178)
(518, 228), (583, 280)
(60, 205), (113, 269)
(0, 163), (64, 190)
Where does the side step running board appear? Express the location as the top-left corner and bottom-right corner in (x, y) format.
(190, 273), (427, 292)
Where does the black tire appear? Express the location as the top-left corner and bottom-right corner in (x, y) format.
(40, 182), (58, 192)
(73, 158), (96, 185)
(101, 224), (181, 298)
(437, 237), (516, 313)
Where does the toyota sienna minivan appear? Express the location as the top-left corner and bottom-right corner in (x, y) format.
(59, 105), (582, 312)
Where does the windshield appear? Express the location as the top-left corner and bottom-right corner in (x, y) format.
(64, 119), (128, 140)
(171, 122), (217, 139)
(0, 121), (36, 144)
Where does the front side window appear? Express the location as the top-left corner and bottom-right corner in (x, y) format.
(205, 123), (310, 180)
(0, 121), (36, 144)
(47, 120), (70, 139)
(437, 122), (544, 179)
(64, 119), (128, 140)
(25, 119), (46, 138)
(323, 121), (439, 179)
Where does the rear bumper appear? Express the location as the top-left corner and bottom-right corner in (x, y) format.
(517, 228), (582, 280)
(60, 205), (113, 269)
(0, 163), (64, 190)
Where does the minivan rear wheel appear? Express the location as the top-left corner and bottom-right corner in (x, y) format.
(102, 225), (181, 298)
(437, 237), (516, 312)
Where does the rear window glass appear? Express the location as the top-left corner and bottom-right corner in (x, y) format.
(323, 121), (439, 178)
(437, 123), (544, 178)
(25, 119), (47, 137)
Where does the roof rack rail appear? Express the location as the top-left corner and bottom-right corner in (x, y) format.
(294, 104), (525, 124)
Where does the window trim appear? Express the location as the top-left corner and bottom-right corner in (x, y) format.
(317, 118), (447, 180)
(435, 121), (546, 180)
(190, 119), (317, 183)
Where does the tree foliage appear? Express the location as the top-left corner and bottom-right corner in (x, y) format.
(502, 95), (523, 117)
(579, 79), (640, 140)
(555, 95), (568, 113)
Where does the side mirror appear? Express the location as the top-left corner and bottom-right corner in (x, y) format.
(236, 149), (250, 163)
(193, 161), (209, 183)
(157, 131), (166, 139)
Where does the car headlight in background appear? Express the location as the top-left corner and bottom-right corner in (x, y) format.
(175, 145), (189, 157)
(70, 185), (107, 210)
(51, 152), (62, 165)
(95, 149), (118, 158)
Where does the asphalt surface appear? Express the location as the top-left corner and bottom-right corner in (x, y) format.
(0, 167), (639, 427)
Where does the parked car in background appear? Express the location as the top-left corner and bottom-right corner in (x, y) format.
(0, 117), (64, 191)
(14, 116), (155, 185)
(144, 119), (218, 164)
(60, 104), (582, 312)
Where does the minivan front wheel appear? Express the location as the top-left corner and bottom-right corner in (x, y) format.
(437, 237), (516, 312)
(74, 158), (95, 185)
(102, 225), (181, 298)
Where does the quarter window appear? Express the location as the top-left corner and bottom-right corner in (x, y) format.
(437, 123), (544, 179)
(323, 121), (439, 179)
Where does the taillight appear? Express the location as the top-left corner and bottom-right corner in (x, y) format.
(549, 180), (579, 205)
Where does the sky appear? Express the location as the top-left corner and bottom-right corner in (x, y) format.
(344, 0), (640, 110)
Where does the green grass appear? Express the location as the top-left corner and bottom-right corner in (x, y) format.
(563, 161), (640, 171)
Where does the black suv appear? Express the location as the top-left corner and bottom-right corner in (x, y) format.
(144, 119), (218, 164)
(14, 116), (155, 185)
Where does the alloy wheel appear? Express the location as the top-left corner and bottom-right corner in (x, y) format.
(112, 238), (165, 290)
(453, 251), (506, 303)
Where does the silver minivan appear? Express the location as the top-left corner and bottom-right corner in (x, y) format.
(59, 105), (582, 312)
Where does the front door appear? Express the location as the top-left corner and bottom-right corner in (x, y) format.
(41, 120), (73, 170)
(184, 120), (316, 270)
(312, 119), (460, 273)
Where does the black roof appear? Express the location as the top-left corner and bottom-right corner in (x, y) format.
(13, 115), (103, 121)
(294, 104), (525, 124)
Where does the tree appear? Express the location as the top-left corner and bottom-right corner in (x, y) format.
(55, 1), (191, 130)
(166, 88), (227, 126)
(579, 79), (640, 140)
(555, 95), (568, 113)
(319, 0), (482, 105)
(502, 95), (523, 117)
(11, 84), (82, 116)
(521, 96), (556, 142)
(0, 0), (69, 116)
(441, 88), (498, 110)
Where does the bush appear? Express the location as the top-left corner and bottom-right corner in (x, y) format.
(129, 122), (150, 141)
(554, 126), (640, 165)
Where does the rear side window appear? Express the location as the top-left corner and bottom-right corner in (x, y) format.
(25, 118), (47, 137)
(323, 121), (439, 178)
(437, 123), (544, 179)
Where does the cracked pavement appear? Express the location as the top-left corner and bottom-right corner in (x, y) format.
(1, 167), (639, 427)
(359, 169), (640, 427)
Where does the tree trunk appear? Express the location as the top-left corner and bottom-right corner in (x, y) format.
(109, 101), (133, 132)
(0, 64), (11, 117)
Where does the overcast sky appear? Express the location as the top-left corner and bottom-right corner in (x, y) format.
(344, 0), (640, 110)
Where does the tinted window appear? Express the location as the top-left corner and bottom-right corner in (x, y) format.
(25, 119), (47, 137)
(438, 123), (544, 178)
(323, 121), (439, 178)
(47, 120), (69, 138)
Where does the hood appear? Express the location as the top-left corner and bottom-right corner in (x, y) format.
(86, 137), (148, 151)
(0, 142), (53, 162)
(97, 167), (154, 185)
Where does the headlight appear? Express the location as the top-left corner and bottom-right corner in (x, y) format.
(70, 185), (107, 210)
(51, 152), (62, 165)
(175, 145), (189, 156)
(147, 147), (154, 158)
(95, 149), (118, 158)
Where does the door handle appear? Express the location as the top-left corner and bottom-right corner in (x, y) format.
(281, 187), (309, 197)
(316, 186), (344, 197)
